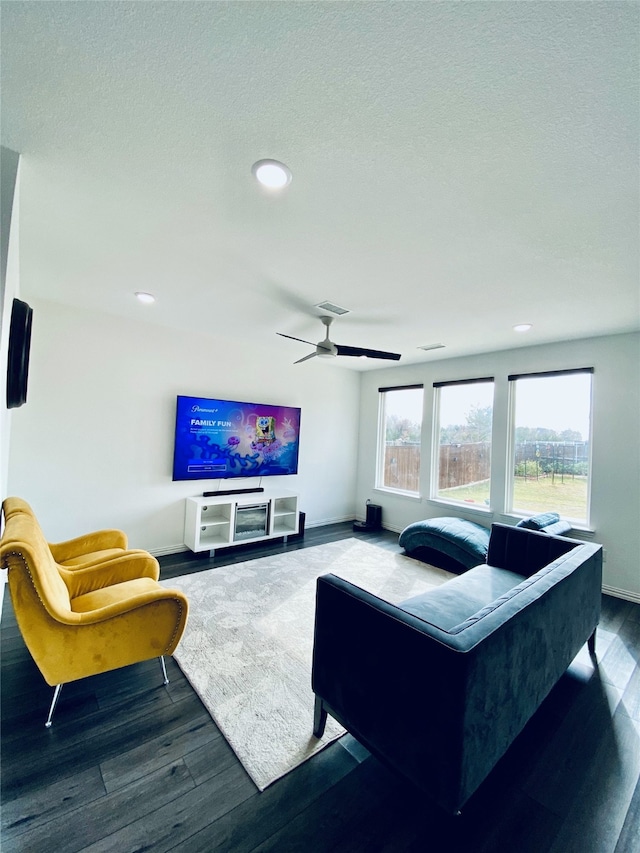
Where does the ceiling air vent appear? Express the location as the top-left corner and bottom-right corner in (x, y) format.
(315, 301), (350, 316)
(418, 343), (445, 352)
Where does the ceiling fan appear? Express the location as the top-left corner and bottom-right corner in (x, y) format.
(278, 315), (401, 364)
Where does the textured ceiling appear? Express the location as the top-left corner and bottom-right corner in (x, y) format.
(2, 2), (638, 369)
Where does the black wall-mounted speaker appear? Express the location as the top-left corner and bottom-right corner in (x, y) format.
(6, 298), (33, 409)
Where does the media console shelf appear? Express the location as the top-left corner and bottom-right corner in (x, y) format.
(184, 489), (300, 555)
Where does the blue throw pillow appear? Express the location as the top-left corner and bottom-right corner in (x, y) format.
(516, 512), (561, 530)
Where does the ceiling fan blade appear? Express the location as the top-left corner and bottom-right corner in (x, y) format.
(335, 344), (401, 361)
(278, 332), (316, 346)
(294, 352), (318, 364)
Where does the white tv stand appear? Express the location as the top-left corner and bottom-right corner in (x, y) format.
(184, 488), (299, 555)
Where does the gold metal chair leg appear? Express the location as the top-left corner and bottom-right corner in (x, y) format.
(45, 660), (169, 729)
(45, 683), (63, 728)
(159, 656), (169, 686)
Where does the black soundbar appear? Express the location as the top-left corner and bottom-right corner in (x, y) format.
(203, 487), (265, 497)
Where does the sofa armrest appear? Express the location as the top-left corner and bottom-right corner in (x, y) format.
(312, 573), (469, 811)
(486, 523), (578, 577)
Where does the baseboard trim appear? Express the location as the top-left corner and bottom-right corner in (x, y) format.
(139, 531), (640, 605)
(305, 514), (354, 529)
(602, 584), (640, 604)
(149, 515), (357, 558)
(148, 544), (188, 557)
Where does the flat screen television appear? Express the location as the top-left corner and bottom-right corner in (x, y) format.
(172, 395), (301, 482)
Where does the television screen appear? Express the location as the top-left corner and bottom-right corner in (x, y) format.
(172, 395), (301, 481)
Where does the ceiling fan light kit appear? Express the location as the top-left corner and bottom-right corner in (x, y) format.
(278, 315), (401, 364)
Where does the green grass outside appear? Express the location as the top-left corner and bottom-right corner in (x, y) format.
(439, 475), (588, 520)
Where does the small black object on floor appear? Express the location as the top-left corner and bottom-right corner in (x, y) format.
(353, 503), (382, 532)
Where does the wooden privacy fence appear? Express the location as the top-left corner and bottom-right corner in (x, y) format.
(385, 441), (588, 492)
(383, 444), (421, 491)
(384, 442), (491, 491)
(438, 442), (491, 489)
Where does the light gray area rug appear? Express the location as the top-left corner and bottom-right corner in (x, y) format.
(162, 538), (453, 790)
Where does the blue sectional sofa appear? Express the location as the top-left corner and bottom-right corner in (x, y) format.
(311, 523), (603, 814)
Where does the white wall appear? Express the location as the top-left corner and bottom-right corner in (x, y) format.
(7, 299), (361, 553)
(6, 298), (638, 601)
(356, 333), (640, 601)
(1, 148), (21, 500)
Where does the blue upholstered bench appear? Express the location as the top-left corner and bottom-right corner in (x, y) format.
(398, 512), (571, 573)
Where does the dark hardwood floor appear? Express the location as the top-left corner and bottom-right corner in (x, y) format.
(2, 523), (639, 852)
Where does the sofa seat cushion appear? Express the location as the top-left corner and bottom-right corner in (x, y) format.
(399, 564), (525, 632)
(71, 577), (160, 613)
(398, 517), (490, 570)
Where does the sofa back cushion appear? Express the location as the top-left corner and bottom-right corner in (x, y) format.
(487, 523), (577, 578)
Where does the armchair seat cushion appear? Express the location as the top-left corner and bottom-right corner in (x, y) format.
(71, 577), (160, 613)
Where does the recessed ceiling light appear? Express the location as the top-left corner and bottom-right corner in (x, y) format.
(135, 292), (155, 304)
(513, 323), (532, 333)
(251, 159), (292, 190)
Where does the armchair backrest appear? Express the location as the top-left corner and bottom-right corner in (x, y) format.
(3, 496), (36, 519)
(1, 505), (72, 618)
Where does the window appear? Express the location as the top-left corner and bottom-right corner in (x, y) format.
(509, 369), (593, 524)
(433, 378), (494, 508)
(377, 385), (424, 494)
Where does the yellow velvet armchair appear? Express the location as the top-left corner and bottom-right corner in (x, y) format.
(0, 497), (189, 727)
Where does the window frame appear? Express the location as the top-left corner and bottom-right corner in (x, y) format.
(430, 377), (495, 511)
(375, 384), (424, 496)
(506, 367), (594, 526)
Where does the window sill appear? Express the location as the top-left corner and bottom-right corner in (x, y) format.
(427, 498), (493, 520)
(502, 513), (596, 536)
(373, 487), (422, 503)
(569, 526), (596, 537)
